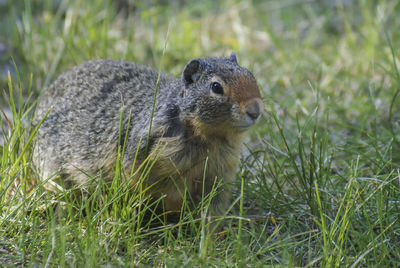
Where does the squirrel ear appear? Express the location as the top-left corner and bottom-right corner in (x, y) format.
(230, 52), (238, 64)
(183, 59), (203, 86)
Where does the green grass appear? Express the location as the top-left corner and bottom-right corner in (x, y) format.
(1, 0), (400, 266)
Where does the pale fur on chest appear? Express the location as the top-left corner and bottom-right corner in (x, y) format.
(147, 133), (244, 212)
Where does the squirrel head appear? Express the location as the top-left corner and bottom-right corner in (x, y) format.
(179, 52), (263, 138)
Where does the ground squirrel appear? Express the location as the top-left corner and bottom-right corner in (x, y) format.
(33, 53), (263, 217)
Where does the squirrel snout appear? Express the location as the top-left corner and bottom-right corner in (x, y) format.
(245, 99), (263, 122)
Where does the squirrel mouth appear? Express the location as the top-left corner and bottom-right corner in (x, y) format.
(232, 115), (259, 130)
(232, 122), (253, 131)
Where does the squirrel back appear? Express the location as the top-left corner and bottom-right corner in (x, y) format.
(33, 53), (263, 215)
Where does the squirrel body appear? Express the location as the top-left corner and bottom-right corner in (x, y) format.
(33, 53), (263, 215)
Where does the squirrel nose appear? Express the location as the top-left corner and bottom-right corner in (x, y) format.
(246, 100), (262, 121)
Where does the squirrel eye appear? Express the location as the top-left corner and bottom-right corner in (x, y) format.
(211, 82), (224, 95)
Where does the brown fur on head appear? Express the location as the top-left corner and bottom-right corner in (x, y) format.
(179, 52), (263, 138)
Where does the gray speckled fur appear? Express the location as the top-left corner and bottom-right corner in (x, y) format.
(33, 55), (262, 215)
(34, 60), (174, 182)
